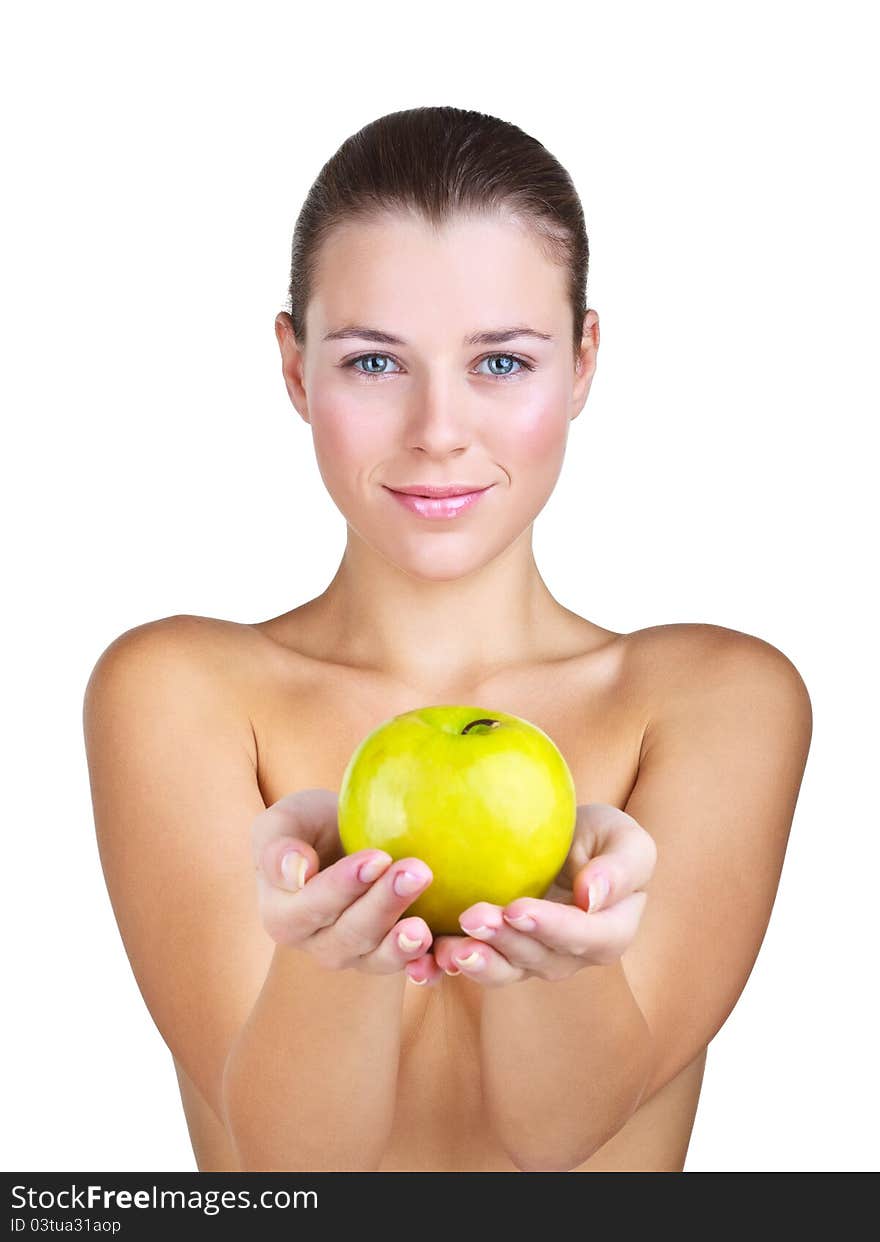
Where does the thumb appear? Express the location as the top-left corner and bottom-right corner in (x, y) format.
(250, 787), (341, 881)
(572, 860), (615, 914)
(261, 835), (319, 893)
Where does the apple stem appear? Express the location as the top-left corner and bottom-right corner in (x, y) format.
(461, 718), (501, 735)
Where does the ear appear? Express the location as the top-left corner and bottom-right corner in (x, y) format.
(571, 309), (600, 420)
(275, 312), (311, 424)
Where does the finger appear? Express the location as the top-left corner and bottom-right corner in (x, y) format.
(404, 951), (445, 987)
(356, 915), (435, 974)
(431, 934), (471, 976)
(554, 801), (650, 891)
(432, 934), (527, 987)
(554, 804), (601, 888)
(458, 903), (558, 974)
(257, 846), (393, 947)
(253, 788), (343, 871)
(501, 895), (601, 954)
(566, 805), (657, 912)
(309, 857), (434, 960)
(262, 834), (320, 892)
(504, 892), (648, 965)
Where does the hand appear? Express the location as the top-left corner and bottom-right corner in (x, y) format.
(252, 788), (436, 976)
(403, 803), (657, 988)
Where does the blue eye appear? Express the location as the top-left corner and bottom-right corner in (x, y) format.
(347, 353), (403, 378)
(475, 354), (533, 379)
(342, 352), (535, 381)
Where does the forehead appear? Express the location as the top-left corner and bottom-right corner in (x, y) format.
(308, 211), (568, 339)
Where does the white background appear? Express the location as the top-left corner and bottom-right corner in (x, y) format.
(2, 0), (877, 1173)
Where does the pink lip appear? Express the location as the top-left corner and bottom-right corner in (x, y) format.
(384, 485), (494, 519)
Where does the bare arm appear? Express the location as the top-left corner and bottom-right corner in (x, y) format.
(480, 957), (652, 1172)
(83, 616), (431, 1172)
(476, 627), (812, 1171)
(222, 945), (405, 1171)
(221, 786), (424, 1171)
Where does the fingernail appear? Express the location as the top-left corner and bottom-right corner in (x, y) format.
(280, 850), (307, 890)
(503, 912), (536, 931)
(394, 869), (425, 897)
(358, 854), (392, 883)
(397, 930), (423, 952)
(444, 965), (461, 976)
(454, 950), (484, 970)
(407, 974), (429, 985)
(588, 874), (610, 913)
(461, 924), (496, 940)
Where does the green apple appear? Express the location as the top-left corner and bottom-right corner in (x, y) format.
(337, 705), (577, 935)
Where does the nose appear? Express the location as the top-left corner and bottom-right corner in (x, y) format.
(404, 370), (473, 457)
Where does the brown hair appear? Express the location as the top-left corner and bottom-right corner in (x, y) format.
(284, 106), (590, 359)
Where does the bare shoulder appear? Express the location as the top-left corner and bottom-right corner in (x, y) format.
(87, 611), (263, 671)
(86, 613), (267, 709)
(621, 620), (812, 737)
(614, 621), (813, 1103)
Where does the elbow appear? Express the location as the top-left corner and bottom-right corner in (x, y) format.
(503, 1125), (621, 1175)
(508, 1144), (593, 1174)
(502, 1038), (654, 1174)
(504, 1095), (644, 1174)
(491, 1108), (603, 1174)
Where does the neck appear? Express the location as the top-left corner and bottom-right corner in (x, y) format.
(295, 524), (579, 697)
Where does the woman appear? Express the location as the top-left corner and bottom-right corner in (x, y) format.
(82, 105), (813, 1172)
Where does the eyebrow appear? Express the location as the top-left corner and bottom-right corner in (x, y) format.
(323, 325), (554, 347)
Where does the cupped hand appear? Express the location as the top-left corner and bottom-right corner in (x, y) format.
(402, 803), (657, 988)
(252, 788), (436, 976)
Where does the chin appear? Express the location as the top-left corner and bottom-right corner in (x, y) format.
(403, 564), (479, 583)
(391, 538), (514, 583)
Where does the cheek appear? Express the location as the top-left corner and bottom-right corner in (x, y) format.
(309, 396), (387, 484)
(500, 393), (569, 465)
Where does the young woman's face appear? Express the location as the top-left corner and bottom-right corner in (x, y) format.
(286, 210), (597, 581)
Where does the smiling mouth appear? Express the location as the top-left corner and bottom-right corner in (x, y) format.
(383, 484), (495, 519)
(386, 484), (494, 498)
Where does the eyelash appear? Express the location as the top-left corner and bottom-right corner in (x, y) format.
(341, 352), (536, 382)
